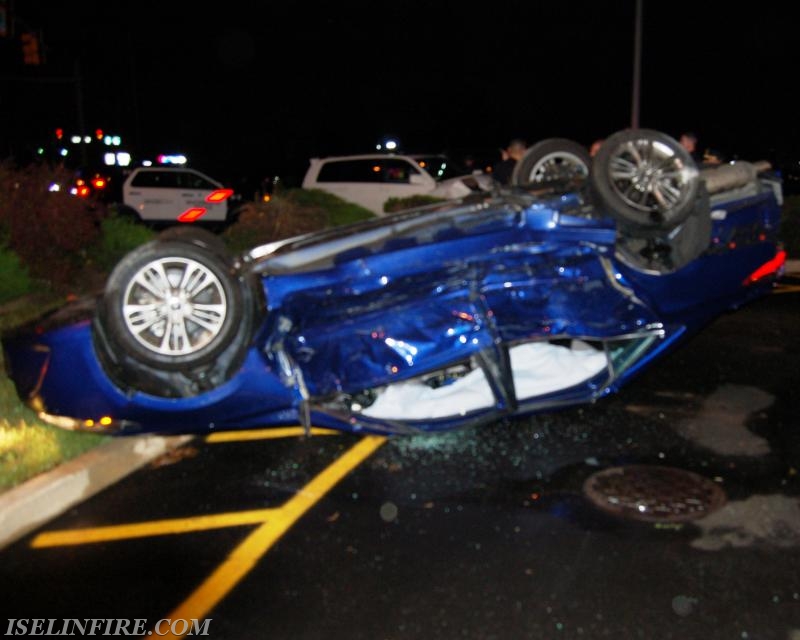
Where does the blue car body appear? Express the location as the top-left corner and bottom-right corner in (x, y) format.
(1, 157), (785, 438)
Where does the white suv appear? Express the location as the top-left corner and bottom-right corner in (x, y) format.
(302, 153), (494, 215)
(120, 167), (241, 224)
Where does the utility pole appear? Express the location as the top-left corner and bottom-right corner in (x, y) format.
(631, 0), (642, 128)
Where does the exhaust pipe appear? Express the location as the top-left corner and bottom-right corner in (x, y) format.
(700, 160), (771, 194)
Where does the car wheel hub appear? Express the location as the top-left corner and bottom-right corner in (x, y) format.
(531, 151), (588, 183)
(122, 257), (227, 357)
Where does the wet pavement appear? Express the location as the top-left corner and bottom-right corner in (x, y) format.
(1, 282), (799, 639)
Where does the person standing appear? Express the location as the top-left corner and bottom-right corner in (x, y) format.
(492, 138), (528, 185)
(679, 132), (703, 163)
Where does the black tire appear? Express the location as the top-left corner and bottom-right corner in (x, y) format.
(100, 239), (242, 370)
(591, 128), (700, 235)
(93, 235), (266, 398)
(511, 138), (592, 188)
(615, 184), (712, 274)
(156, 225), (230, 259)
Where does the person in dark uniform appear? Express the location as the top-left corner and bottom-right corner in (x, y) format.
(679, 132), (704, 163)
(492, 138), (527, 185)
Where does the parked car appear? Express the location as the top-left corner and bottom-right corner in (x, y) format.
(302, 152), (494, 215)
(118, 166), (243, 225)
(1, 129), (785, 438)
(47, 167), (113, 201)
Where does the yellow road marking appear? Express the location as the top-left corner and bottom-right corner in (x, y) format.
(31, 426), (344, 547)
(31, 509), (276, 547)
(156, 434), (386, 639)
(205, 426), (340, 443)
(28, 430), (386, 640)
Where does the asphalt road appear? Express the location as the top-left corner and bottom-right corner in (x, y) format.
(1, 280), (799, 640)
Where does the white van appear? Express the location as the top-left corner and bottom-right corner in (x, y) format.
(302, 154), (494, 216)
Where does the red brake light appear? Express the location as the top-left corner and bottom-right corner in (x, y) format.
(76, 185), (91, 198)
(743, 250), (786, 285)
(91, 176), (107, 190)
(177, 208), (207, 222)
(206, 189), (233, 203)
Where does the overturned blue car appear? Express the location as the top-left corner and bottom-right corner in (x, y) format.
(1, 129), (786, 437)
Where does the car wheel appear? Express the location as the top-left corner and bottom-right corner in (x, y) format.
(511, 138), (592, 188)
(616, 184), (712, 274)
(101, 239), (242, 369)
(94, 237), (261, 397)
(156, 225), (230, 259)
(591, 128), (700, 235)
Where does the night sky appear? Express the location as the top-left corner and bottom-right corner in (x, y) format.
(9, 0), (796, 186)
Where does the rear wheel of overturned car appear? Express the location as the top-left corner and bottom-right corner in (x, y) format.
(591, 128), (700, 236)
(511, 138), (592, 189)
(94, 237), (261, 397)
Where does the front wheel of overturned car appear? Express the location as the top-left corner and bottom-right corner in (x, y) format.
(511, 137), (592, 189)
(591, 128), (700, 236)
(94, 237), (261, 397)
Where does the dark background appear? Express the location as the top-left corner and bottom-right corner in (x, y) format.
(3, 0), (796, 186)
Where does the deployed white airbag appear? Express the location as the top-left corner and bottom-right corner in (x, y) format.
(362, 340), (608, 420)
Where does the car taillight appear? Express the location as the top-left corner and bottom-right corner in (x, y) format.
(74, 180), (91, 198)
(91, 176), (107, 190)
(177, 208), (207, 222)
(743, 249), (786, 285)
(206, 189), (233, 203)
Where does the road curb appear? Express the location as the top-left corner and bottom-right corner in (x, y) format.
(0, 434), (193, 550)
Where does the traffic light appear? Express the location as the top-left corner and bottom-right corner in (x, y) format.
(20, 32), (41, 65)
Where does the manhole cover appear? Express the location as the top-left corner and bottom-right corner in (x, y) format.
(583, 465), (727, 523)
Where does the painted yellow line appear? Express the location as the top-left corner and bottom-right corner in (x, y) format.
(154, 435), (386, 640)
(30, 508), (277, 547)
(205, 426), (340, 443)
